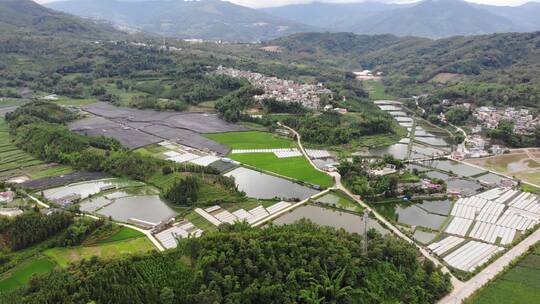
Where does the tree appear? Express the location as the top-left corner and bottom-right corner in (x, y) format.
(164, 176), (200, 206)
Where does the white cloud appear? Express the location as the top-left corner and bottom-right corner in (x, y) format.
(34, 0), (540, 8)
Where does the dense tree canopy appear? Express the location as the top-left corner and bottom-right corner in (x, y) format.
(3, 221), (452, 303)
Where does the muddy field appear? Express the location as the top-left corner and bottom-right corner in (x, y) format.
(466, 149), (540, 185)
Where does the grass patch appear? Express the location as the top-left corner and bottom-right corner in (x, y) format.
(364, 80), (395, 100)
(314, 190), (363, 213)
(521, 184), (540, 195)
(206, 131), (295, 149)
(230, 153), (333, 187)
(0, 257), (56, 292)
(27, 165), (73, 179)
(96, 227), (144, 244)
(185, 211), (217, 232)
(43, 237), (155, 268)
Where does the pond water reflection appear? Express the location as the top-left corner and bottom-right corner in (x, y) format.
(225, 167), (319, 200)
(274, 204), (388, 235)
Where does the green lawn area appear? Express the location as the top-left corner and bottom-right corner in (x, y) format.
(364, 80), (395, 100)
(315, 190), (363, 213)
(27, 165), (73, 179)
(43, 237), (155, 268)
(96, 227), (144, 244)
(0, 257), (56, 292)
(185, 211), (217, 232)
(466, 246), (540, 304)
(522, 184), (540, 195)
(230, 153), (333, 188)
(205, 131), (295, 149)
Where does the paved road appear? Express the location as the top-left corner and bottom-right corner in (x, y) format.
(439, 227), (540, 304)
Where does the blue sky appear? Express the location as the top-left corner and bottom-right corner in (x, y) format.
(36, 0), (540, 8)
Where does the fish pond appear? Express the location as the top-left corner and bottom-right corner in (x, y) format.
(371, 199), (452, 231)
(97, 195), (177, 224)
(225, 167), (319, 200)
(274, 204), (388, 235)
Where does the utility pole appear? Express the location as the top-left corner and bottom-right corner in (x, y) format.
(362, 210), (369, 255)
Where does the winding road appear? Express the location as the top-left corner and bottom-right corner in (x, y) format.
(280, 122), (540, 303)
(278, 122), (460, 285)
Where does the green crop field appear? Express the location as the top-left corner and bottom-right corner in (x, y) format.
(44, 237), (155, 268)
(205, 131), (295, 149)
(466, 246), (540, 304)
(0, 118), (44, 176)
(0, 118), (72, 180)
(96, 227), (144, 244)
(364, 80), (395, 100)
(315, 190), (363, 213)
(0, 257), (56, 292)
(230, 153), (333, 188)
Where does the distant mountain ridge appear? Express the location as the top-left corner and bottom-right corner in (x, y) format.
(46, 0), (314, 42)
(0, 0), (119, 38)
(263, 0), (540, 38)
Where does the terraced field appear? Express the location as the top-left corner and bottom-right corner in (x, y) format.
(0, 119), (43, 178)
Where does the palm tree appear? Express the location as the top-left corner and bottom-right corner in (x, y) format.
(300, 266), (363, 304)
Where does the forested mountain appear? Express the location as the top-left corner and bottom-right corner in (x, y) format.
(264, 0), (540, 38)
(475, 2), (540, 32)
(0, 0), (120, 38)
(347, 0), (518, 38)
(270, 31), (540, 81)
(261, 2), (410, 29)
(268, 31), (540, 109)
(46, 0), (314, 42)
(3, 222), (451, 303)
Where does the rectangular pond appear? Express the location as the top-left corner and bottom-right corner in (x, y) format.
(97, 195), (177, 224)
(368, 143), (409, 160)
(372, 201), (448, 230)
(273, 204), (388, 235)
(446, 178), (483, 196)
(422, 160), (486, 177)
(42, 179), (137, 201)
(225, 167), (319, 200)
(80, 196), (111, 213)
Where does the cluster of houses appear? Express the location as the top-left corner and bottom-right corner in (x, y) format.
(216, 66), (333, 109)
(474, 106), (538, 135)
